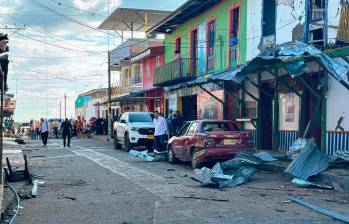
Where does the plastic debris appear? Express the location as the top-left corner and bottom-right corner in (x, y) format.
(31, 180), (38, 198)
(129, 150), (166, 162)
(285, 138), (330, 181)
(291, 178), (333, 189)
(253, 152), (278, 162)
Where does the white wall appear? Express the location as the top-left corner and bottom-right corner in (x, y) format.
(246, 0), (306, 61)
(326, 75), (349, 131)
(328, 0), (341, 44)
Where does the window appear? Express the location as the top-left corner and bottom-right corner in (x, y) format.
(229, 6), (240, 67)
(262, 0), (276, 37)
(128, 113), (153, 123)
(207, 19), (216, 72)
(175, 37), (181, 56)
(146, 63), (150, 78)
(187, 122), (198, 136)
(178, 122), (191, 136)
(245, 101), (257, 118)
(155, 56), (161, 67)
(311, 0), (325, 21)
(202, 121), (240, 133)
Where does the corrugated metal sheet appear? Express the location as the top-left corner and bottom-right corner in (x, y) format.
(278, 131), (300, 152)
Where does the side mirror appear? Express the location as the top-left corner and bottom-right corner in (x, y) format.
(120, 119), (126, 124)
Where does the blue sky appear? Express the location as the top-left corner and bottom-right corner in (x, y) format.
(0, 0), (186, 121)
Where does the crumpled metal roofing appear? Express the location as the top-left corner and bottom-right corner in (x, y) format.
(285, 138), (330, 180)
(171, 41), (349, 90)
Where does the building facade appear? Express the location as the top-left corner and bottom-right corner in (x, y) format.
(148, 0), (349, 154)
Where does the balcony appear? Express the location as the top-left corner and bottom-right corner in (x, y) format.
(153, 58), (197, 86)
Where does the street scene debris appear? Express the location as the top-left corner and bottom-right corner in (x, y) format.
(129, 150), (166, 162)
(285, 138), (330, 181)
(289, 196), (349, 223)
(191, 152), (279, 189)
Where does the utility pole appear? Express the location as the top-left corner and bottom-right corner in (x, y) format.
(0, 68), (4, 184)
(64, 93), (67, 119)
(108, 51), (112, 136)
(107, 0), (112, 136)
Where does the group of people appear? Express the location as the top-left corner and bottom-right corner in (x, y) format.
(152, 110), (184, 153)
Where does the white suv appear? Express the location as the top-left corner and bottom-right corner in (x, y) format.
(113, 112), (154, 151)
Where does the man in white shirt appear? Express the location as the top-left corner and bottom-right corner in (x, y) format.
(39, 118), (49, 146)
(153, 111), (168, 152)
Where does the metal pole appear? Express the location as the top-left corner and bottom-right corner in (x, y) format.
(0, 68), (4, 184)
(108, 52), (112, 136)
(64, 93), (67, 119)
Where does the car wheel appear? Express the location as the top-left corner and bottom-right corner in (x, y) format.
(113, 134), (121, 150)
(124, 133), (133, 152)
(191, 150), (200, 169)
(167, 145), (177, 164)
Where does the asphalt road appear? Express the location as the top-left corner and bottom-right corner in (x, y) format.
(13, 138), (349, 224)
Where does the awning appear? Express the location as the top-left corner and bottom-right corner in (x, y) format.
(171, 42), (349, 91)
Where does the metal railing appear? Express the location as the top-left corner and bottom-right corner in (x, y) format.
(153, 58), (197, 86)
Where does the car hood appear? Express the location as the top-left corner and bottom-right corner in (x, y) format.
(129, 122), (154, 128)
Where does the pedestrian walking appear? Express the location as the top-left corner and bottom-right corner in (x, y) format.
(30, 119), (36, 139)
(153, 111), (168, 152)
(39, 118), (49, 146)
(60, 118), (72, 147)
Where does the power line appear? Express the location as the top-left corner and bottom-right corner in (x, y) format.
(47, 0), (107, 17)
(14, 32), (106, 54)
(26, 0), (122, 39)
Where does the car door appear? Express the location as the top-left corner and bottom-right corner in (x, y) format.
(183, 122), (198, 160)
(117, 113), (127, 142)
(172, 122), (191, 159)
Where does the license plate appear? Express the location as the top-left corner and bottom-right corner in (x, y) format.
(224, 139), (236, 145)
(147, 135), (154, 140)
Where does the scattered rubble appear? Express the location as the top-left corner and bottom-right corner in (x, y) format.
(129, 150), (166, 162)
(285, 138), (330, 181)
(289, 196), (349, 223)
(191, 152), (280, 189)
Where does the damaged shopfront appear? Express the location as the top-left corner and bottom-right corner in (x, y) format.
(170, 41), (349, 154)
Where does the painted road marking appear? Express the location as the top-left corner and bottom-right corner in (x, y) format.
(51, 141), (195, 199)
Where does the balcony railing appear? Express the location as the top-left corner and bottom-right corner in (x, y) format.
(153, 58), (197, 86)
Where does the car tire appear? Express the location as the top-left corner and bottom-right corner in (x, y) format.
(124, 133), (133, 152)
(113, 134), (121, 150)
(167, 145), (177, 164)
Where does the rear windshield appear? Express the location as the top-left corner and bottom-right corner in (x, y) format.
(202, 122), (240, 133)
(128, 113), (153, 123)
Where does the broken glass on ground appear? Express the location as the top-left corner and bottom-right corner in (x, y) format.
(129, 150), (166, 162)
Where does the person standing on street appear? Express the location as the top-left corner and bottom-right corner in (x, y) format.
(153, 111), (168, 152)
(60, 118), (72, 147)
(39, 118), (49, 146)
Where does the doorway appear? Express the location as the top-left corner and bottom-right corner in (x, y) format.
(182, 95), (197, 121)
(260, 82), (274, 150)
(190, 29), (198, 75)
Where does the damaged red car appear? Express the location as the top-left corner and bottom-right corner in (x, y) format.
(167, 120), (255, 168)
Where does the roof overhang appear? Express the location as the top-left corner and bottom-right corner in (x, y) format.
(98, 8), (172, 32)
(147, 0), (223, 34)
(130, 46), (164, 62)
(169, 42), (349, 91)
